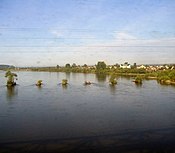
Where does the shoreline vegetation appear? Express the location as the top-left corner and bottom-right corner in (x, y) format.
(1, 62), (175, 85)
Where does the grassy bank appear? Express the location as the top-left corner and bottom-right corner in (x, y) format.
(2, 67), (175, 85)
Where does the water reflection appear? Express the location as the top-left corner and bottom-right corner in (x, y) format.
(96, 73), (107, 83)
(135, 83), (143, 88)
(109, 84), (117, 95)
(83, 73), (87, 81)
(56, 72), (59, 79)
(72, 72), (77, 80)
(158, 81), (175, 88)
(37, 85), (43, 90)
(62, 84), (68, 90)
(121, 76), (132, 80)
(65, 72), (71, 80)
(6, 86), (18, 101)
(1, 72), (175, 153)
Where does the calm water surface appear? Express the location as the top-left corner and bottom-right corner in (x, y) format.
(0, 71), (175, 152)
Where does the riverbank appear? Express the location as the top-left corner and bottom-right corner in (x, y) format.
(1, 67), (175, 85)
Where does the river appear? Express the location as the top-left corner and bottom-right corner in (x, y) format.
(0, 71), (175, 152)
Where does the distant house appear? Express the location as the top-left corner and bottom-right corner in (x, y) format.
(165, 65), (169, 69)
(120, 62), (131, 69)
(137, 65), (146, 69)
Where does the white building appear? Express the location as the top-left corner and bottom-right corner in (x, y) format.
(137, 65), (146, 69)
(120, 62), (131, 69)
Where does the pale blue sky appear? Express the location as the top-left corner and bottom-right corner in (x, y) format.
(0, 0), (175, 66)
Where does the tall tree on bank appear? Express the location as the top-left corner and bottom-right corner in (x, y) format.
(65, 63), (71, 68)
(96, 61), (106, 70)
(72, 63), (77, 67)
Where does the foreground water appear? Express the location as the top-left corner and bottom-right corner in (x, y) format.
(0, 71), (175, 152)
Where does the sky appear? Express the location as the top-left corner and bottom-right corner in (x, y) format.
(0, 0), (175, 67)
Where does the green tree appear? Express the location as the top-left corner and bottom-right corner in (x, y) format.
(83, 64), (87, 67)
(169, 70), (175, 81)
(36, 80), (43, 86)
(72, 63), (77, 67)
(96, 61), (106, 70)
(134, 75), (143, 84)
(115, 63), (120, 68)
(133, 63), (137, 68)
(109, 74), (117, 85)
(5, 70), (17, 86)
(62, 79), (68, 85)
(65, 63), (71, 68)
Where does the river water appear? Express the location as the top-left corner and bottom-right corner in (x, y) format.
(0, 71), (175, 152)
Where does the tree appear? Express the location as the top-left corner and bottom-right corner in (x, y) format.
(72, 63), (77, 67)
(109, 74), (117, 85)
(96, 61), (106, 70)
(115, 63), (120, 68)
(36, 80), (43, 86)
(65, 63), (71, 68)
(5, 70), (17, 87)
(133, 63), (137, 68)
(134, 75), (142, 84)
(62, 79), (68, 85)
(83, 64), (87, 67)
(169, 70), (175, 81)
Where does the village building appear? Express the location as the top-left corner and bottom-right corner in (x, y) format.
(120, 62), (131, 69)
(137, 65), (146, 69)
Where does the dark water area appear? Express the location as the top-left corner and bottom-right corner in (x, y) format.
(0, 71), (175, 153)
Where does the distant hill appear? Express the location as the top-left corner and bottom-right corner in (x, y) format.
(0, 65), (15, 69)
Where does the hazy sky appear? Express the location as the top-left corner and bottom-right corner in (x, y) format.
(0, 0), (175, 66)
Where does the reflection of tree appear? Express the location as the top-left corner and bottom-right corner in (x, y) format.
(66, 72), (71, 80)
(62, 84), (68, 90)
(37, 85), (42, 90)
(135, 83), (142, 88)
(6, 86), (18, 100)
(56, 72), (59, 79)
(109, 84), (116, 95)
(83, 73), (88, 81)
(121, 76), (130, 80)
(96, 73), (107, 82)
(72, 72), (77, 80)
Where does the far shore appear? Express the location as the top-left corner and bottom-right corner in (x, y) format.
(1, 67), (175, 86)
